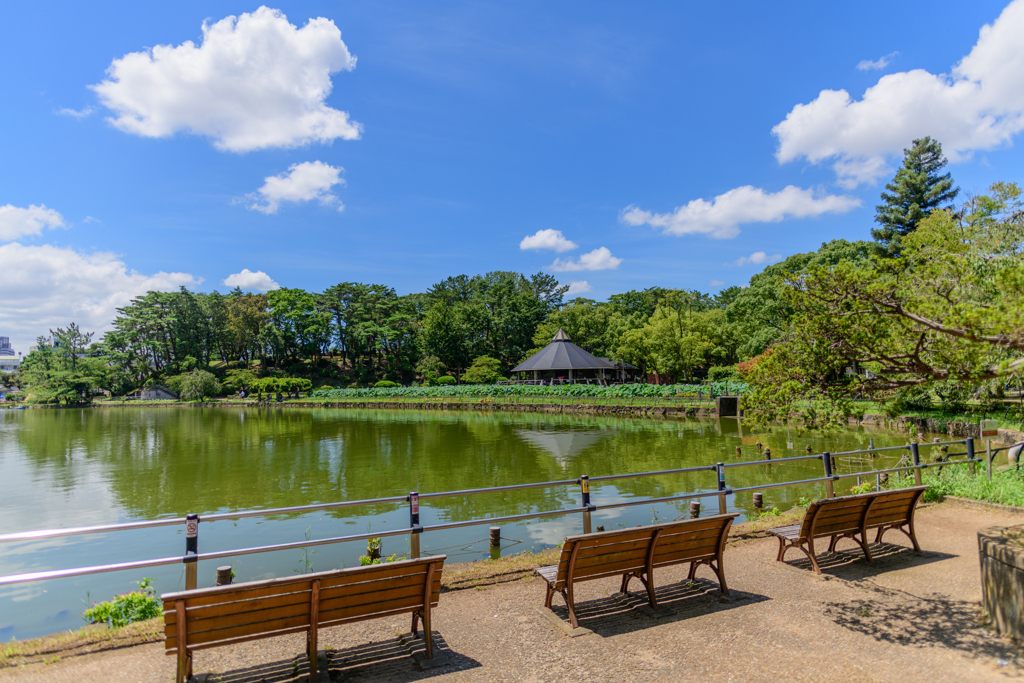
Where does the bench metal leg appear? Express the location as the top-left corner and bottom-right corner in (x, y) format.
(565, 582), (579, 629)
(423, 606), (434, 660)
(806, 537), (821, 575)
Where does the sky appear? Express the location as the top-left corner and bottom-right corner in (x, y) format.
(2, 0), (1024, 353)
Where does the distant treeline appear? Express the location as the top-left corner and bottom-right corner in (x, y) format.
(11, 239), (879, 401)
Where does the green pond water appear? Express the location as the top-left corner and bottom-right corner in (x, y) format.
(0, 406), (923, 641)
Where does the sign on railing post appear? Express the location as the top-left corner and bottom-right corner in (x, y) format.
(716, 463), (727, 514)
(821, 453), (834, 498)
(579, 475), (594, 534)
(966, 437), (976, 476)
(981, 420), (998, 483)
(184, 513), (199, 590)
(408, 492), (421, 559)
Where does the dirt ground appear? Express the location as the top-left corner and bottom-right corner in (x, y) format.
(3, 500), (1023, 683)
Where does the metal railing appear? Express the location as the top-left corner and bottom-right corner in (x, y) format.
(0, 437), (1006, 588)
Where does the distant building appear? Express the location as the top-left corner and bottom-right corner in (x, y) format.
(0, 338), (20, 373)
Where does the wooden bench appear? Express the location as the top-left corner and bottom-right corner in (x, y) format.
(536, 514), (737, 628)
(162, 556), (445, 683)
(770, 486), (928, 574)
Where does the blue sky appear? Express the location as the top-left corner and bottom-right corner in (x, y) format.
(2, 0), (1023, 352)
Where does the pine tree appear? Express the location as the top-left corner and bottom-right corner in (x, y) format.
(872, 137), (959, 255)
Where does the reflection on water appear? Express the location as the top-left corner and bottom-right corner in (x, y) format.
(0, 406), (919, 641)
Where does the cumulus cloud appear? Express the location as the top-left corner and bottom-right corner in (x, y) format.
(56, 106), (93, 118)
(91, 6), (361, 152)
(222, 269), (280, 292)
(549, 247), (622, 272)
(0, 204), (67, 241)
(519, 229), (578, 253)
(565, 280), (593, 296)
(620, 186), (860, 239)
(733, 251), (782, 267)
(0, 243), (199, 353)
(857, 52), (898, 71)
(709, 279), (725, 287)
(246, 161), (345, 214)
(774, 0), (1024, 186)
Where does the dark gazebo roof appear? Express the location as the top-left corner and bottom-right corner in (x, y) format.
(512, 329), (618, 373)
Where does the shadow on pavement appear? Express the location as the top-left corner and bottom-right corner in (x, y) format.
(213, 631), (479, 683)
(824, 582), (1022, 667)
(781, 541), (954, 579)
(547, 577), (769, 638)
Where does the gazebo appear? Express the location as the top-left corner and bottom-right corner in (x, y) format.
(511, 329), (622, 383)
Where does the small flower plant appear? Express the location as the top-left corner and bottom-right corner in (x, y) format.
(82, 577), (162, 628)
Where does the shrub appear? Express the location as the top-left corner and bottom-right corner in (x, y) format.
(463, 355), (502, 384)
(374, 380), (399, 388)
(308, 380), (748, 400)
(177, 369), (221, 402)
(436, 375), (457, 385)
(708, 365), (740, 382)
(83, 578), (162, 628)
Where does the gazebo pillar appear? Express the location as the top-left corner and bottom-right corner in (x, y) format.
(568, 369), (573, 382)
(533, 370), (538, 381)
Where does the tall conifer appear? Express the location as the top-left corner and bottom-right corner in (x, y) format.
(872, 137), (959, 254)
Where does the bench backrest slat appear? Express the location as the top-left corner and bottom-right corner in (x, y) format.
(164, 556), (444, 654)
(552, 514), (736, 586)
(799, 486), (928, 542)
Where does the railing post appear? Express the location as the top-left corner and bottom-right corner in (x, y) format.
(716, 463), (727, 514)
(910, 441), (922, 486)
(408, 491), (421, 559)
(987, 439), (993, 484)
(966, 438), (976, 476)
(579, 475), (594, 534)
(822, 453), (835, 498)
(184, 513), (199, 591)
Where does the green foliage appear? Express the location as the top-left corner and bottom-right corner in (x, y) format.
(19, 324), (105, 404)
(911, 468), (1024, 507)
(708, 365), (740, 382)
(222, 369), (257, 393)
(744, 181), (1024, 430)
(436, 375), (457, 385)
(374, 380), (399, 388)
(177, 369), (221, 402)
(873, 137), (959, 255)
(82, 578), (161, 628)
(849, 482), (874, 495)
(310, 380), (745, 400)
(463, 355), (502, 384)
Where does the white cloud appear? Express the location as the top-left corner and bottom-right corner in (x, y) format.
(222, 269), (280, 292)
(56, 106), (93, 118)
(0, 204), (67, 241)
(733, 251), (782, 267)
(245, 161), (345, 214)
(519, 229), (578, 253)
(565, 280), (593, 296)
(0, 243), (199, 353)
(91, 6), (361, 152)
(774, 0), (1024, 186)
(857, 52), (898, 71)
(549, 247), (622, 272)
(83, 216), (101, 224)
(620, 186), (860, 239)
(709, 279), (725, 287)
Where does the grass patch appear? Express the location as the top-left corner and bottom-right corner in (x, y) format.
(0, 619), (163, 669)
(882, 467), (1024, 507)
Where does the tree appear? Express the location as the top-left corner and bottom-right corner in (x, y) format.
(872, 137), (959, 255)
(20, 324), (104, 404)
(463, 355), (502, 384)
(178, 369), (221, 402)
(744, 182), (1024, 429)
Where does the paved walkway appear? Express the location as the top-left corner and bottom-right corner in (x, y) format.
(3, 501), (1023, 682)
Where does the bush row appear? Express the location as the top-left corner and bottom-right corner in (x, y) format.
(309, 381), (748, 400)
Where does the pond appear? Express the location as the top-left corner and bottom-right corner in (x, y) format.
(0, 406), (924, 641)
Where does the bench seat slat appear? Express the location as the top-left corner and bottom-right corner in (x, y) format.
(317, 562), (431, 589)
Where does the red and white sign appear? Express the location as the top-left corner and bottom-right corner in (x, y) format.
(410, 493), (419, 515)
(186, 520), (198, 538)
